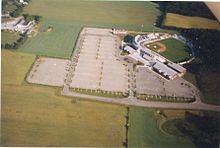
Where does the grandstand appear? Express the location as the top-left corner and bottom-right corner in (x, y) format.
(121, 34), (186, 80)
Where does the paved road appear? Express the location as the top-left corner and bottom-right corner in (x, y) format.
(62, 85), (220, 112)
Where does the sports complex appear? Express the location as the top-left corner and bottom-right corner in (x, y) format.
(26, 27), (199, 102)
(2, 1), (220, 147)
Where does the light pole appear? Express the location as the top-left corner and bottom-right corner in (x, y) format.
(141, 24), (144, 33)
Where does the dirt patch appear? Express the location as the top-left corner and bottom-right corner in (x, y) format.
(155, 42), (166, 53)
(146, 42), (167, 53)
(46, 26), (53, 32)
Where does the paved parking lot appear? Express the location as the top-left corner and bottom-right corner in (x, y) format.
(136, 66), (197, 98)
(27, 57), (70, 86)
(70, 28), (128, 93)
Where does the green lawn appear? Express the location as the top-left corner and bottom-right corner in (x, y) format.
(1, 31), (20, 44)
(1, 50), (126, 146)
(18, 20), (81, 58)
(159, 38), (190, 62)
(128, 107), (195, 148)
(17, 1), (164, 58)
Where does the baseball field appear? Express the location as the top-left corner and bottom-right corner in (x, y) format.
(2, 1), (215, 147)
(145, 38), (190, 62)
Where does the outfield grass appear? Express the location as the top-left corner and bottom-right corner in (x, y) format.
(1, 50), (126, 146)
(164, 13), (220, 30)
(1, 31), (20, 44)
(159, 38), (190, 62)
(128, 107), (195, 148)
(18, 20), (81, 58)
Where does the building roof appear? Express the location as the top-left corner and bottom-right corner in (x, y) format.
(168, 63), (186, 73)
(124, 46), (136, 53)
(153, 62), (178, 76)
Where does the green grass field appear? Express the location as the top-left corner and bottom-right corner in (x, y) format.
(159, 38), (190, 62)
(24, 1), (160, 30)
(2, 50), (36, 85)
(1, 50), (126, 146)
(1, 31), (20, 44)
(18, 20), (81, 58)
(128, 107), (195, 148)
(17, 1), (163, 58)
(164, 13), (220, 30)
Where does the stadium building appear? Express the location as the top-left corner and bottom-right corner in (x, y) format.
(121, 34), (186, 80)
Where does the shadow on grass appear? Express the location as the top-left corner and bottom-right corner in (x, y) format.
(176, 112), (220, 148)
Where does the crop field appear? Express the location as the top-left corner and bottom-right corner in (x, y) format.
(24, 1), (160, 30)
(18, 1), (164, 58)
(1, 31), (20, 45)
(159, 38), (190, 62)
(2, 50), (36, 85)
(1, 50), (126, 146)
(18, 20), (82, 58)
(164, 13), (220, 30)
(128, 107), (195, 148)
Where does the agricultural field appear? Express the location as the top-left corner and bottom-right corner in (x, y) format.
(17, 1), (166, 58)
(158, 38), (190, 62)
(18, 20), (82, 58)
(24, 1), (160, 30)
(164, 13), (220, 30)
(1, 50), (126, 146)
(1, 31), (20, 45)
(128, 107), (195, 148)
(1, 50), (36, 85)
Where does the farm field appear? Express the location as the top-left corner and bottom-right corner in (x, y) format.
(18, 20), (81, 58)
(18, 1), (170, 58)
(164, 13), (220, 30)
(158, 38), (190, 62)
(1, 50), (126, 146)
(2, 50), (36, 85)
(1, 31), (20, 44)
(24, 1), (160, 30)
(128, 107), (195, 148)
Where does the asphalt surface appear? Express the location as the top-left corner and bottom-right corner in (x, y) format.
(62, 85), (220, 112)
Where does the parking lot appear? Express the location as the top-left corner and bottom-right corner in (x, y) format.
(136, 66), (196, 98)
(70, 28), (128, 93)
(27, 57), (70, 86)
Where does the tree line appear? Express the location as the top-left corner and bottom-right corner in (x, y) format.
(154, 2), (217, 28)
(1, 34), (28, 50)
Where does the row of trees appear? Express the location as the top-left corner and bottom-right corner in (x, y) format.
(154, 2), (217, 27)
(2, 34), (28, 49)
(23, 14), (42, 23)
